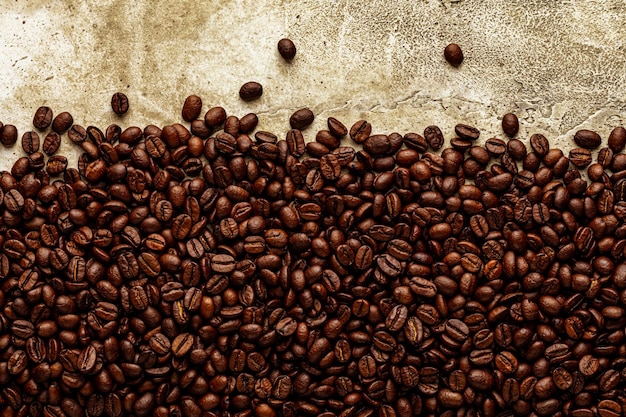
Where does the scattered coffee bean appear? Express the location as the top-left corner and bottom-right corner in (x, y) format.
(239, 81), (263, 101)
(278, 38), (296, 60)
(181, 94), (202, 121)
(111, 92), (129, 115)
(574, 129), (602, 149)
(289, 107), (314, 129)
(502, 112), (519, 137)
(444, 43), (464, 66)
(33, 106), (53, 130)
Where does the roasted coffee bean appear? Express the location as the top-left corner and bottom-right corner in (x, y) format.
(290, 108), (314, 130)
(502, 113), (519, 137)
(33, 106), (54, 130)
(444, 43), (463, 66)
(43, 131), (62, 155)
(278, 38), (297, 60)
(52, 111), (73, 133)
(0, 124), (18, 146)
(181, 95), (202, 121)
(22, 131), (40, 154)
(574, 129), (601, 149)
(455, 124), (479, 141)
(239, 81), (263, 101)
(111, 92), (129, 115)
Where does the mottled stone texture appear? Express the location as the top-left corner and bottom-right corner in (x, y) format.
(0, 0), (625, 169)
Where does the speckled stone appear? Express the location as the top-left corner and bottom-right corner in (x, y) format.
(0, 0), (625, 170)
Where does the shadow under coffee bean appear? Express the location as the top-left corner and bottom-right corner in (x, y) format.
(0, 98), (624, 417)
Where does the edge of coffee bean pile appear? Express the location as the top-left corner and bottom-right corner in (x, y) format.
(0, 41), (625, 417)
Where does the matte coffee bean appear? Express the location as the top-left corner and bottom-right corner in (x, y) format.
(350, 120), (371, 144)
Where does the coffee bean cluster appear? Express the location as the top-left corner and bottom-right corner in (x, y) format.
(0, 99), (624, 417)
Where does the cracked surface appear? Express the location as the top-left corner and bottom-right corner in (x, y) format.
(1, 0), (626, 170)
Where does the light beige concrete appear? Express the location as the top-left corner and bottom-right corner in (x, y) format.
(1, 0), (626, 170)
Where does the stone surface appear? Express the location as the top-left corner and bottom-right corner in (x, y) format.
(0, 0), (625, 170)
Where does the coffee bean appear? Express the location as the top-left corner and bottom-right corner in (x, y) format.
(111, 92), (129, 115)
(455, 124), (480, 141)
(444, 43), (463, 66)
(502, 113), (519, 137)
(278, 38), (296, 60)
(239, 81), (263, 101)
(42, 131), (62, 155)
(22, 131), (40, 154)
(289, 108), (314, 129)
(350, 120), (372, 144)
(569, 148), (592, 168)
(181, 95), (202, 121)
(33, 106), (53, 130)
(578, 355), (599, 377)
(0, 124), (18, 146)
(52, 111), (73, 133)
(574, 129), (601, 149)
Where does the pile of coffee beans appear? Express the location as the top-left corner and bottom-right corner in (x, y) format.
(0, 97), (625, 417)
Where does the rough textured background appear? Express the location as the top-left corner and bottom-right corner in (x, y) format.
(1, 0), (626, 170)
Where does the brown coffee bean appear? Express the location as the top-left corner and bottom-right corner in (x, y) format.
(42, 131), (62, 156)
(444, 43), (463, 66)
(569, 148), (592, 168)
(111, 92), (129, 115)
(574, 129), (601, 149)
(530, 133), (550, 156)
(350, 120), (371, 144)
(0, 124), (18, 146)
(52, 111), (73, 133)
(289, 108), (314, 130)
(33, 106), (53, 130)
(502, 113), (519, 137)
(181, 95), (202, 121)
(239, 81), (263, 101)
(22, 131), (40, 154)
(278, 38), (296, 60)
(578, 355), (599, 377)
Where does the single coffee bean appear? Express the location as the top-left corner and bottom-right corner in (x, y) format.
(502, 113), (519, 137)
(530, 133), (550, 156)
(33, 106), (53, 130)
(181, 95), (202, 121)
(455, 124), (480, 141)
(52, 111), (73, 133)
(444, 43), (463, 66)
(574, 129), (601, 149)
(42, 131), (62, 156)
(239, 82), (263, 101)
(22, 131), (40, 154)
(289, 108), (314, 130)
(111, 92), (129, 115)
(278, 38), (297, 60)
(569, 148), (592, 168)
(0, 124), (18, 146)
(608, 126), (626, 152)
